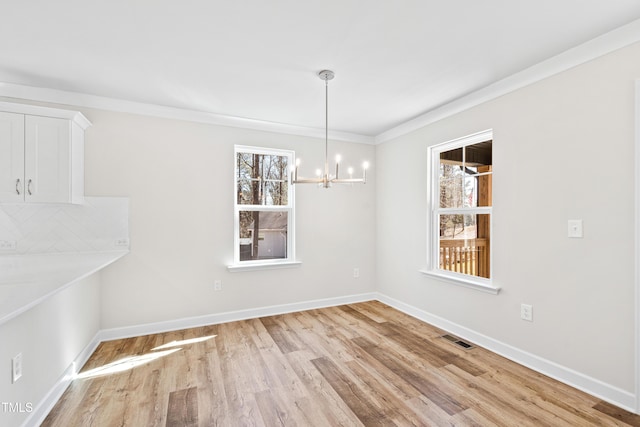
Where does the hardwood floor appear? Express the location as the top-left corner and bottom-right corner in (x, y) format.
(42, 301), (640, 426)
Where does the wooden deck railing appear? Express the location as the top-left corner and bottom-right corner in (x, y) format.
(439, 238), (489, 278)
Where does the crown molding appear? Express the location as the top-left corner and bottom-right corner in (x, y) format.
(2, 18), (640, 147)
(0, 100), (91, 129)
(0, 82), (375, 145)
(375, 18), (640, 144)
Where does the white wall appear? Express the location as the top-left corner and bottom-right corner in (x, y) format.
(81, 110), (376, 329)
(376, 42), (640, 395)
(2, 38), (637, 420)
(0, 273), (100, 427)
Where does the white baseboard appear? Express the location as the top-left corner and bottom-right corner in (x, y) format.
(22, 331), (102, 427)
(98, 292), (378, 342)
(24, 293), (375, 426)
(375, 292), (638, 414)
(25, 291), (638, 425)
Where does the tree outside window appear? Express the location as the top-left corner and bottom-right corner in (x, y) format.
(234, 146), (294, 264)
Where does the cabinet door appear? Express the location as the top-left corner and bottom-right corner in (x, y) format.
(0, 112), (25, 202)
(25, 116), (71, 203)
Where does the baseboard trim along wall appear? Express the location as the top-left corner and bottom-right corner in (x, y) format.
(23, 292), (376, 427)
(22, 331), (102, 427)
(97, 292), (379, 342)
(24, 291), (637, 425)
(375, 293), (637, 414)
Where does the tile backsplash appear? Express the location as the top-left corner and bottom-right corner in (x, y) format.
(0, 197), (129, 254)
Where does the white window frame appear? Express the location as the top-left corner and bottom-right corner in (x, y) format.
(228, 145), (299, 272)
(422, 129), (499, 294)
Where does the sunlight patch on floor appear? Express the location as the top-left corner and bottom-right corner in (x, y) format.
(76, 348), (181, 379)
(75, 334), (217, 380)
(152, 335), (216, 351)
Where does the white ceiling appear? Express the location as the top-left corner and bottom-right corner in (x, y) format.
(3, 1), (640, 139)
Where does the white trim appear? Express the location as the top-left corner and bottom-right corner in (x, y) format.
(635, 79), (640, 414)
(419, 269), (500, 295)
(0, 83), (374, 144)
(2, 20), (640, 146)
(24, 293), (374, 425)
(234, 144), (294, 157)
(0, 100), (91, 130)
(227, 260), (302, 272)
(25, 291), (639, 423)
(376, 19), (640, 144)
(431, 129), (494, 151)
(21, 331), (102, 427)
(375, 292), (637, 413)
(436, 207), (492, 215)
(98, 292), (377, 342)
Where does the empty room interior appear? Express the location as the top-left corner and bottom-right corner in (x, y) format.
(4, 1), (640, 426)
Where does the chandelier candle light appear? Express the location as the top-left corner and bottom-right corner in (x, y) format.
(291, 70), (369, 188)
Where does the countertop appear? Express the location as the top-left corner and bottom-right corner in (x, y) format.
(0, 251), (129, 325)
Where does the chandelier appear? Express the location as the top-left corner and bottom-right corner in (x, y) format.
(291, 70), (368, 188)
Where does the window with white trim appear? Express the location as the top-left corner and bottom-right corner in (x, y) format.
(427, 130), (493, 288)
(233, 146), (295, 266)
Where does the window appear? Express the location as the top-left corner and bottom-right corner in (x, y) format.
(232, 146), (296, 268)
(426, 130), (495, 292)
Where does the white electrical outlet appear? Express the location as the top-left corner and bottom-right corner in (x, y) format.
(12, 353), (23, 383)
(353, 268), (360, 278)
(115, 238), (130, 247)
(567, 220), (583, 238)
(520, 304), (533, 322)
(214, 280), (222, 291)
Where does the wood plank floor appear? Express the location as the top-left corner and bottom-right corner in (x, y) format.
(42, 301), (640, 426)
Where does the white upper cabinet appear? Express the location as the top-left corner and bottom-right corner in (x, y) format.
(0, 102), (91, 204)
(0, 112), (25, 202)
(25, 115), (73, 203)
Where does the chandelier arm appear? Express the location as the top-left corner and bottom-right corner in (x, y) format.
(332, 178), (366, 184)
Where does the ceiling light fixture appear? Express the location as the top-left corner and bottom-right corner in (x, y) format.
(291, 70), (368, 188)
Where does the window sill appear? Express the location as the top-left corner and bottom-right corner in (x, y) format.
(419, 269), (501, 295)
(227, 260), (302, 272)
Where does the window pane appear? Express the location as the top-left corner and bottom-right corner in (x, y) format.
(439, 163), (463, 208)
(439, 214), (490, 278)
(440, 142), (492, 209)
(463, 176), (478, 208)
(466, 141), (492, 207)
(464, 141), (492, 167)
(239, 211), (288, 261)
(237, 153), (289, 206)
(440, 147), (463, 163)
(476, 169), (492, 207)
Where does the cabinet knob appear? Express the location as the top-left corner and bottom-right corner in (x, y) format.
(27, 179), (33, 196)
(15, 179), (21, 195)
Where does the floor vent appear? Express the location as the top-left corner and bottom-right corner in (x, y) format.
(441, 334), (474, 350)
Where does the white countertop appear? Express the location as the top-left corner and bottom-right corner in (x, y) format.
(0, 251), (128, 325)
